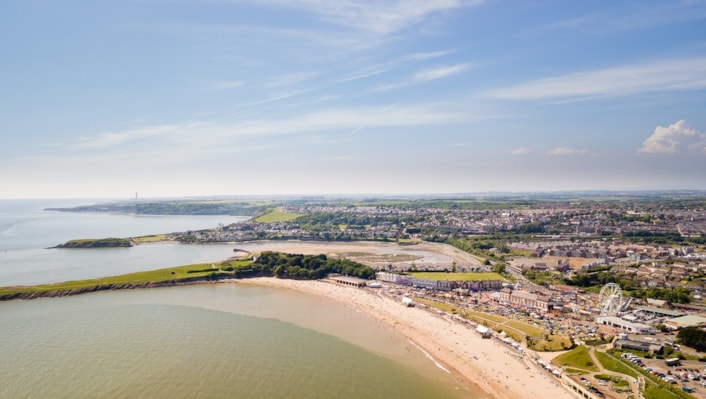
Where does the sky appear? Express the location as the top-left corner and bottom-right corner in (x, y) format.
(1, 0), (706, 199)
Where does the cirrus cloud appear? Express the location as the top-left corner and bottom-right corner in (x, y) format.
(486, 57), (706, 101)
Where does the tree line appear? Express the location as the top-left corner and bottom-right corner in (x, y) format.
(677, 327), (706, 352)
(224, 251), (375, 280)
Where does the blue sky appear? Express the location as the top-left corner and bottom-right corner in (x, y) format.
(2, 0), (706, 199)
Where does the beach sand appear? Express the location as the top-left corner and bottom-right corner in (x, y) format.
(231, 240), (483, 269)
(235, 277), (570, 399)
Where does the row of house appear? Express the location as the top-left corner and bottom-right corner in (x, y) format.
(496, 289), (553, 313)
(375, 272), (504, 292)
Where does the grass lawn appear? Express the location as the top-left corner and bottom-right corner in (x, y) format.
(552, 346), (599, 372)
(0, 260), (251, 300)
(254, 209), (305, 223)
(506, 320), (543, 337)
(409, 272), (505, 281)
(564, 368), (589, 375)
(132, 234), (169, 243)
(494, 327), (525, 344)
(643, 385), (691, 399)
(594, 351), (639, 378)
(531, 335), (574, 351)
(414, 298), (459, 313)
(464, 309), (508, 324)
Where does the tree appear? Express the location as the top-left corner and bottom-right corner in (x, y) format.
(273, 265), (284, 277)
(677, 327), (706, 352)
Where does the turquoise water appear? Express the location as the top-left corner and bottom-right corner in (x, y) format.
(0, 285), (475, 399)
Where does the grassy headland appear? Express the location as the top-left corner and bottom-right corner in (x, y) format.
(0, 261), (246, 301)
(0, 251), (375, 301)
(131, 234), (169, 243)
(54, 238), (133, 248)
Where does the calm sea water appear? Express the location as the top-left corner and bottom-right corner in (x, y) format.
(0, 200), (479, 399)
(0, 199), (249, 285)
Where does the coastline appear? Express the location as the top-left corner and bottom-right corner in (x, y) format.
(234, 277), (569, 399)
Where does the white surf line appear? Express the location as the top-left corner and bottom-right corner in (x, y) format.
(408, 339), (451, 373)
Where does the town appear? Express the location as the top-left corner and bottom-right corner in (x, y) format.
(164, 194), (706, 398)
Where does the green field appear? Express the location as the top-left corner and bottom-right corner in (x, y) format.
(594, 351), (638, 378)
(131, 234), (169, 243)
(409, 272), (505, 281)
(644, 385), (690, 399)
(531, 335), (574, 351)
(0, 261), (250, 301)
(414, 298), (458, 313)
(254, 209), (305, 223)
(552, 346), (599, 372)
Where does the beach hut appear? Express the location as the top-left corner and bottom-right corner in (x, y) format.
(476, 325), (492, 339)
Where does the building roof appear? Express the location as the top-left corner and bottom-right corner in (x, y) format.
(615, 339), (662, 351)
(666, 315), (706, 328)
(646, 298), (667, 307)
(635, 306), (685, 318)
(512, 291), (539, 301)
(330, 276), (368, 285)
(597, 316), (654, 330)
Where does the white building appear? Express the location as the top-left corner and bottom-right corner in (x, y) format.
(596, 316), (657, 334)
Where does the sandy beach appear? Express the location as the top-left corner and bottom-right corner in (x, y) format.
(236, 277), (570, 399)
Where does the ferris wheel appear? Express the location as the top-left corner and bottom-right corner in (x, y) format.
(598, 283), (623, 316)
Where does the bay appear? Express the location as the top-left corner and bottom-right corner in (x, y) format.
(0, 284), (472, 399)
(0, 199), (479, 398)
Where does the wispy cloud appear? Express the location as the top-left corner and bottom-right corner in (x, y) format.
(546, 147), (588, 156)
(486, 57), (706, 101)
(415, 63), (470, 81)
(535, 16), (591, 32)
(239, 90), (306, 107)
(71, 124), (198, 149)
(638, 120), (706, 154)
(372, 62), (470, 91)
(66, 103), (473, 152)
(512, 147), (532, 155)
(532, 2), (706, 35)
(231, 102), (465, 137)
(338, 50), (455, 83)
(254, 0), (479, 35)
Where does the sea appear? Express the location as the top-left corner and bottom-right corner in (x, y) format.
(0, 199), (478, 399)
